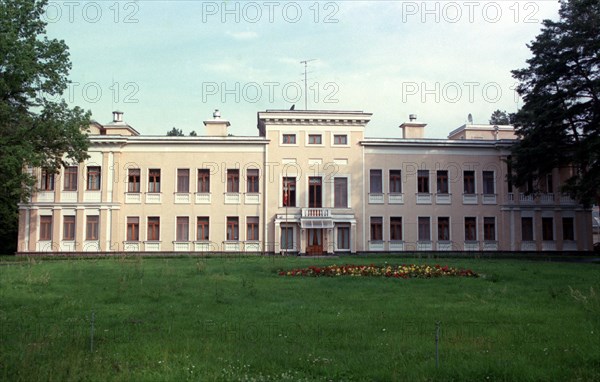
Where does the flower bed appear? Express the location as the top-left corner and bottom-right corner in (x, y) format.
(279, 264), (478, 278)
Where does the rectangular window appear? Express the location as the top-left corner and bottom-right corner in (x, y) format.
(64, 166), (78, 191)
(389, 170), (402, 193)
(40, 216), (52, 241)
(484, 217), (496, 241)
(418, 170), (429, 193)
(464, 217), (477, 241)
(308, 134), (322, 144)
(127, 217), (139, 241)
(227, 169), (239, 193)
(437, 170), (449, 194)
(483, 171), (495, 194)
(197, 217), (209, 241)
(176, 217), (189, 242)
(86, 215), (99, 241)
(438, 217), (450, 241)
(464, 171), (475, 194)
(370, 217), (383, 241)
(177, 169), (190, 193)
(148, 169), (161, 193)
(247, 217), (259, 241)
(562, 217), (574, 241)
(40, 170), (55, 191)
(197, 169), (210, 193)
(283, 177), (296, 207)
(333, 135), (348, 145)
(247, 169), (259, 193)
(546, 174), (554, 193)
(87, 166), (101, 190)
(281, 226), (294, 249)
(147, 217), (160, 241)
(521, 217), (534, 241)
(370, 170), (382, 193)
(542, 217), (554, 241)
(507, 156), (513, 193)
(418, 217), (431, 241)
(390, 217), (403, 241)
(227, 217), (239, 241)
(337, 226), (350, 250)
(282, 134), (296, 144)
(63, 216), (75, 241)
(128, 169), (140, 193)
(334, 177), (348, 208)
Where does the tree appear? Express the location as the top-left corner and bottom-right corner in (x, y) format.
(489, 110), (511, 125)
(167, 127), (184, 136)
(510, 0), (600, 207)
(189, 130), (197, 136)
(0, 0), (91, 253)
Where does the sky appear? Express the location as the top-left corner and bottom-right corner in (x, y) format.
(44, 0), (561, 138)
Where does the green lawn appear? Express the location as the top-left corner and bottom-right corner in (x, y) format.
(1, 255), (599, 381)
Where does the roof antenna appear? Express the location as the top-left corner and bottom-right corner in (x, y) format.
(300, 59), (316, 110)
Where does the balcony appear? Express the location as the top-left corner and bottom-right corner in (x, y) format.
(389, 241), (404, 251)
(84, 191), (101, 203)
(244, 241), (261, 252)
(368, 193), (384, 204)
(62, 191), (78, 203)
(83, 240), (100, 252)
(388, 193), (404, 204)
(224, 192), (240, 204)
(521, 241), (536, 251)
(539, 193), (555, 204)
(245, 193), (260, 204)
(195, 193), (211, 204)
(144, 242), (161, 251)
(37, 191), (54, 202)
(369, 241), (385, 251)
(464, 241), (479, 251)
(417, 241), (432, 251)
(560, 194), (577, 205)
(124, 242), (140, 252)
(435, 193), (451, 204)
(194, 241), (215, 252)
(224, 241), (241, 252)
(462, 194), (478, 205)
(302, 208), (331, 217)
(60, 241), (76, 252)
(519, 193), (535, 204)
(125, 192), (142, 204)
(416, 193), (432, 204)
(437, 241), (452, 251)
(483, 241), (498, 251)
(173, 242), (191, 251)
(174, 193), (191, 204)
(145, 193), (162, 204)
(482, 194), (497, 205)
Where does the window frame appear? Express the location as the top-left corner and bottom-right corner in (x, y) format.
(147, 217), (160, 241)
(307, 134), (323, 145)
(418, 217), (431, 241)
(417, 170), (430, 194)
(128, 168), (141, 193)
(282, 177), (296, 207)
(369, 169), (383, 194)
(64, 166), (78, 191)
(482, 171), (495, 195)
(87, 166), (101, 191)
(227, 169), (240, 193)
(389, 170), (402, 194)
(226, 217), (239, 241)
(370, 217), (383, 242)
(484, 217), (496, 241)
(390, 217), (403, 241)
(246, 216), (259, 241)
(464, 217), (477, 241)
(176, 216), (189, 242)
(437, 217), (450, 241)
(63, 216), (75, 241)
(177, 169), (190, 193)
(196, 217), (210, 241)
(86, 215), (99, 241)
(246, 169), (259, 193)
(521, 217), (534, 241)
(281, 133), (297, 145)
(463, 171), (475, 194)
(542, 217), (554, 241)
(40, 169), (55, 191)
(148, 169), (161, 193)
(334, 177), (348, 208)
(40, 216), (53, 241)
(197, 169), (210, 193)
(127, 217), (140, 241)
(436, 170), (449, 194)
(562, 217), (575, 241)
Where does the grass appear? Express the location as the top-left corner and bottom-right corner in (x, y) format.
(0, 255), (599, 381)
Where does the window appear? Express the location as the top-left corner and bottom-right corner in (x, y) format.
(197, 217), (209, 240)
(437, 171), (448, 194)
(337, 226), (350, 250)
(64, 166), (78, 191)
(127, 217), (139, 241)
(148, 169), (161, 193)
(562, 217), (574, 241)
(333, 135), (348, 145)
(175, 217), (189, 242)
(418, 217), (431, 241)
(40, 216), (52, 240)
(282, 134), (296, 144)
(177, 169), (190, 193)
(247, 169), (259, 193)
(334, 177), (348, 208)
(390, 217), (403, 241)
(546, 174), (554, 193)
(128, 169), (140, 193)
(483, 171), (495, 194)
(370, 217), (383, 241)
(247, 217), (259, 241)
(521, 217), (534, 241)
(542, 217), (554, 241)
(86, 215), (99, 241)
(282, 177), (296, 207)
(370, 170), (382, 193)
(389, 170), (402, 193)
(507, 156), (513, 193)
(464, 217), (477, 241)
(197, 169), (210, 193)
(464, 171), (475, 194)
(484, 217), (496, 241)
(87, 166), (101, 190)
(308, 177), (322, 208)
(227, 169), (239, 193)
(281, 226), (294, 250)
(147, 217), (160, 241)
(308, 134), (322, 144)
(40, 170), (55, 191)
(417, 170), (429, 193)
(438, 217), (450, 241)
(226, 217), (239, 241)
(63, 216), (75, 240)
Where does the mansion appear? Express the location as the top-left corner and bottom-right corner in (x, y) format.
(17, 109), (593, 254)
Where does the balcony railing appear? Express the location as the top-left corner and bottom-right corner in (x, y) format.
(539, 193), (554, 204)
(368, 193), (384, 204)
(388, 193), (404, 204)
(482, 194), (497, 205)
(174, 193), (191, 204)
(435, 193), (451, 204)
(302, 208), (331, 217)
(416, 193), (432, 204)
(462, 194), (478, 204)
(224, 192), (240, 204)
(195, 192), (211, 204)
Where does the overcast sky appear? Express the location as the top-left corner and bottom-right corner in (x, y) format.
(45, 1), (561, 138)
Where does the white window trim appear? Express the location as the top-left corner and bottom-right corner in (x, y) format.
(280, 132), (299, 146)
(437, 216), (451, 242)
(334, 225), (351, 251)
(369, 169), (384, 194)
(331, 175), (351, 208)
(304, 132), (324, 147)
(330, 132), (350, 147)
(369, 216), (384, 242)
(281, 174), (299, 208)
(417, 216), (432, 242)
(175, 216), (190, 242)
(464, 216), (478, 241)
(388, 216), (404, 242)
(482, 170), (496, 194)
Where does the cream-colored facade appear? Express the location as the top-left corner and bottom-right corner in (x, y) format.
(17, 110), (593, 254)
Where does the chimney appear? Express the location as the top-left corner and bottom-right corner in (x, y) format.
(203, 109), (230, 136)
(400, 114), (427, 139)
(112, 110), (124, 123)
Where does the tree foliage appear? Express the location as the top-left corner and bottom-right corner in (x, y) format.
(0, 0), (91, 253)
(510, 0), (600, 207)
(489, 109), (511, 125)
(167, 127), (184, 136)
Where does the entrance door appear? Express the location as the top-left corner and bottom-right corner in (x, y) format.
(307, 229), (323, 255)
(309, 177), (322, 208)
